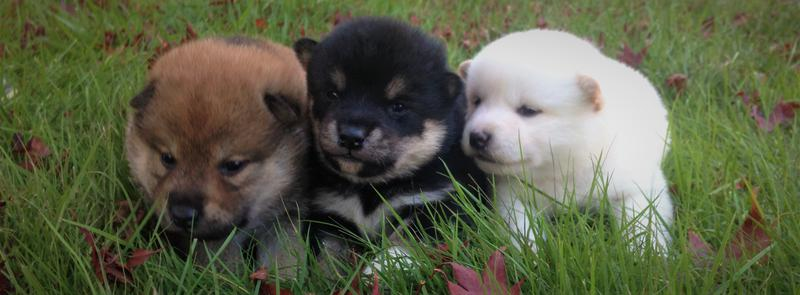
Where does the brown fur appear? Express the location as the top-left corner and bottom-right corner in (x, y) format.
(125, 38), (308, 271)
(577, 74), (604, 112)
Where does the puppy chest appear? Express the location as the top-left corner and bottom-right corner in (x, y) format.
(312, 189), (451, 234)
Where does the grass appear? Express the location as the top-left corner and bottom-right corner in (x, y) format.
(1, 0), (798, 293)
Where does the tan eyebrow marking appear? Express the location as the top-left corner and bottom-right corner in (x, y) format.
(385, 76), (406, 100)
(331, 68), (346, 90)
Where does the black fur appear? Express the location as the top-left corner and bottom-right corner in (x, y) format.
(295, 17), (487, 254)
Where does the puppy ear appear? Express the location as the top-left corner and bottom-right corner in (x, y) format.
(264, 93), (301, 124)
(130, 81), (156, 110)
(577, 75), (603, 112)
(293, 38), (318, 70)
(444, 72), (464, 101)
(457, 60), (472, 79)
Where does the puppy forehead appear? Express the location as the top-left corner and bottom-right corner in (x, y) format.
(470, 59), (579, 107)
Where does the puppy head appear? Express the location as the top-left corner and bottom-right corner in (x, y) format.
(293, 17), (462, 183)
(125, 38), (308, 240)
(461, 56), (603, 175)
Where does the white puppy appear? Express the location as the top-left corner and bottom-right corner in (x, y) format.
(459, 29), (673, 251)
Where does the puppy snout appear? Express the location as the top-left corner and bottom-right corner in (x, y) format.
(337, 122), (372, 150)
(469, 131), (492, 151)
(167, 191), (204, 230)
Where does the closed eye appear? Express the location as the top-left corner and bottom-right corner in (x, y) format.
(219, 160), (250, 176)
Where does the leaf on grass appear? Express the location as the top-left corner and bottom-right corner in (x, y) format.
(595, 32), (605, 50)
(749, 99), (800, 132)
(103, 31), (117, 53)
(738, 90), (760, 106)
(250, 267), (268, 281)
(181, 23), (198, 44)
(666, 73), (688, 93)
(725, 188), (772, 264)
(701, 17), (715, 38)
(536, 17), (548, 29)
(447, 247), (524, 295)
(409, 14), (421, 26)
(371, 273), (381, 295)
(260, 284), (293, 295)
(732, 12), (749, 27)
(0, 261), (12, 294)
(332, 10), (353, 27)
(617, 44), (648, 69)
(483, 247), (509, 294)
(125, 249), (159, 269)
(432, 25), (453, 41)
(1, 42), (6, 60)
(11, 133), (51, 170)
(60, 0), (77, 16)
(687, 230), (714, 267)
(255, 18), (267, 31)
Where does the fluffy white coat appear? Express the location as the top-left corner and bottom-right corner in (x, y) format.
(460, 29), (673, 251)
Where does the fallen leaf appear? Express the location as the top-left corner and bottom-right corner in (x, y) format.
(0, 43), (5, 60)
(260, 284), (293, 295)
(250, 267), (268, 281)
(617, 43), (648, 69)
(125, 249), (159, 269)
(209, 0), (236, 5)
(11, 133), (51, 171)
(103, 31), (117, 53)
(181, 23), (197, 44)
(0, 261), (13, 294)
(432, 25), (453, 41)
(447, 247), (524, 295)
(255, 18), (267, 31)
(687, 230), (714, 267)
(726, 187), (773, 264)
(595, 32), (605, 49)
(666, 73), (688, 93)
(536, 16), (548, 29)
(332, 10), (353, 27)
(60, 0), (76, 15)
(749, 99), (800, 132)
(738, 90), (760, 106)
(409, 14), (421, 26)
(701, 17), (714, 38)
(371, 273), (381, 295)
(732, 12), (749, 27)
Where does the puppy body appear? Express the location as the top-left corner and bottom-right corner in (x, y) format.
(460, 29), (673, 250)
(294, 18), (486, 260)
(125, 38), (309, 270)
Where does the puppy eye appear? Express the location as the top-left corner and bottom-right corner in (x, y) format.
(219, 160), (249, 176)
(474, 97), (482, 106)
(389, 103), (407, 114)
(517, 105), (540, 117)
(160, 153), (176, 169)
(326, 90), (340, 100)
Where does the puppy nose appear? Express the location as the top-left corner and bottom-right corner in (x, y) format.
(469, 131), (492, 151)
(338, 123), (371, 150)
(167, 192), (204, 230)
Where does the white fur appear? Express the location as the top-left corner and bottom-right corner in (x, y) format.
(461, 29), (673, 251)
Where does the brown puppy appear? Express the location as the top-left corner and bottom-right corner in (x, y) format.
(125, 37), (308, 271)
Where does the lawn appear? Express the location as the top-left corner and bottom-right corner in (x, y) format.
(1, 0), (799, 293)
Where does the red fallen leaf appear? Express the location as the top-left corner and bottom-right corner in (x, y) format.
(447, 247), (523, 295)
(738, 90), (760, 106)
(60, 0), (76, 15)
(332, 10), (353, 27)
(726, 188), (772, 264)
(536, 16), (548, 29)
(701, 17), (714, 38)
(0, 43), (5, 60)
(260, 284), (293, 295)
(770, 42), (799, 63)
(687, 230), (714, 267)
(749, 99), (800, 132)
(125, 249), (159, 269)
(732, 12), (749, 27)
(100, 247), (133, 284)
(299, 27), (306, 38)
(0, 261), (13, 294)
(250, 267), (268, 281)
(255, 18), (267, 31)
(210, 0), (236, 5)
(103, 31), (117, 53)
(409, 14), (421, 26)
(127, 32), (145, 48)
(79, 227), (105, 283)
(432, 25), (453, 41)
(666, 73), (688, 93)
(372, 273), (381, 295)
(595, 32), (605, 50)
(617, 44), (648, 69)
(182, 23), (198, 44)
(11, 133), (52, 171)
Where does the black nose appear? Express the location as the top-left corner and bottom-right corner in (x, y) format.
(469, 131), (492, 151)
(338, 123), (371, 150)
(167, 191), (204, 230)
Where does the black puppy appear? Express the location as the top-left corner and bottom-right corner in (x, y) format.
(294, 17), (486, 260)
